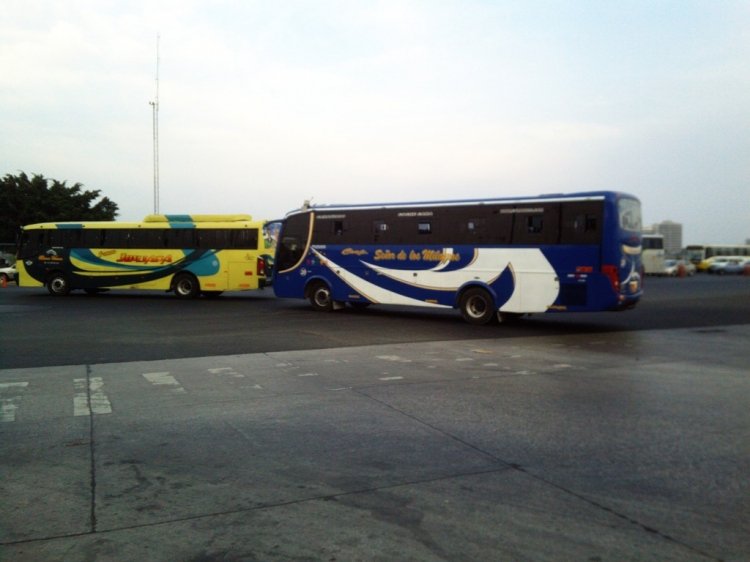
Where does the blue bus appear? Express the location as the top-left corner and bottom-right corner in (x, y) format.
(271, 191), (643, 324)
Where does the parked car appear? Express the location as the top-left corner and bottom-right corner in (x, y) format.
(708, 257), (750, 275)
(663, 259), (696, 276)
(0, 263), (17, 284)
(698, 255), (741, 272)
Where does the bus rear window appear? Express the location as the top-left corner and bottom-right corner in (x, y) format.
(618, 198), (642, 232)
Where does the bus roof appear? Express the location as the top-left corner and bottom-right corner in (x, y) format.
(284, 190), (636, 217)
(143, 214), (253, 223)
(21, 214), (260, 230)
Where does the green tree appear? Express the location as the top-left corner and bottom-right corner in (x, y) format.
(0, 172), (119, 242)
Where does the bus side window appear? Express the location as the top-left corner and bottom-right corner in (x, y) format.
(373, 220), (388, 243)
(128, 229), (146, 249)
(464, 219), (484, 242)
(511, 205), (560, 245)
(560, 202), (602, 244)
(527, 215), (543, 234)
(165, 229), (195, 249)
(47, 230), (63, 247)
(198, 229), (231, 249)
(101, 229), (129, 248)
(62, 229), (84, 248)
(81, 229), (104, 248)
(231, 229), (259, 249)
(311, 218), (346, 244)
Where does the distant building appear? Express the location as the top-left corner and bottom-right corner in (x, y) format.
(645, 221), (683, 257)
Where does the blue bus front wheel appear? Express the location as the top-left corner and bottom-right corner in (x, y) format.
(308, 281), (333, 312)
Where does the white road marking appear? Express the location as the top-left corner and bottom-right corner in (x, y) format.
(0, 382), (29, 389)
(379, 376), (404, 381)
(74, 377), (112, 416)
(376, 355), (412, 363)
(298, 373), (319, 377)
(455, 358), (474, 362)
(143, 372), (187, 394)
(483, 363), (499, 367)
(0, 382), (29, 423)
(208, 367), (244, 378)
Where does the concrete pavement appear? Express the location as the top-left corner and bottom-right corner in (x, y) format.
(2, 325), (748, 561)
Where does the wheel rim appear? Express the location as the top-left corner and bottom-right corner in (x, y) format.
(176, 279), (193, 296)
(50, 277), (67, 294)
(314, 287), (331, 308)
(466, 295), (487, 319)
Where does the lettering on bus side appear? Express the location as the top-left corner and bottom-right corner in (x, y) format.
(372, 249), (461, 262)
(116, 253), (174, 265)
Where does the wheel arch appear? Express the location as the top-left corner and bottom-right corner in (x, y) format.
(303, 275), (333, 299)
(455, 281), (498, 310)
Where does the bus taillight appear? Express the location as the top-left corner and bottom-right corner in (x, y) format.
(257, 257), (266, 277)
(601, 264), (620, 293)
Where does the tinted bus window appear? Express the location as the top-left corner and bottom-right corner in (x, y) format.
(102, 229), (130, 248)
(560, 202), (602, 245)
(510, 205), (560, 245)
(230, 229), (259, 249)
(165, 229), (195, 249)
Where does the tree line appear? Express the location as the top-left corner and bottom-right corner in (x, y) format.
(0, 172), (119, 243)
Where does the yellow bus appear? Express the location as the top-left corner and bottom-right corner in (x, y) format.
(16, 214), (270, 297)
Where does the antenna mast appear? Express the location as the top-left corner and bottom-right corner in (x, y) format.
(149, 34), (160, 214)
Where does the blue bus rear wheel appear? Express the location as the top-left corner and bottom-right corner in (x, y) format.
(459, 287), (497, 325)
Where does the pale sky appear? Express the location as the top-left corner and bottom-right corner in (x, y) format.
(2, 0), (748, 244)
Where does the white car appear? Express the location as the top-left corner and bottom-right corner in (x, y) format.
(663, 259), (695, 276)
(0, 263), (17, 284)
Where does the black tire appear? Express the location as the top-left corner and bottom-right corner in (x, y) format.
(173, 273), (200, 299)
(308, 281), (333, 312)
(47, 272), (71, 296)
(459, 287), (497, 325)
